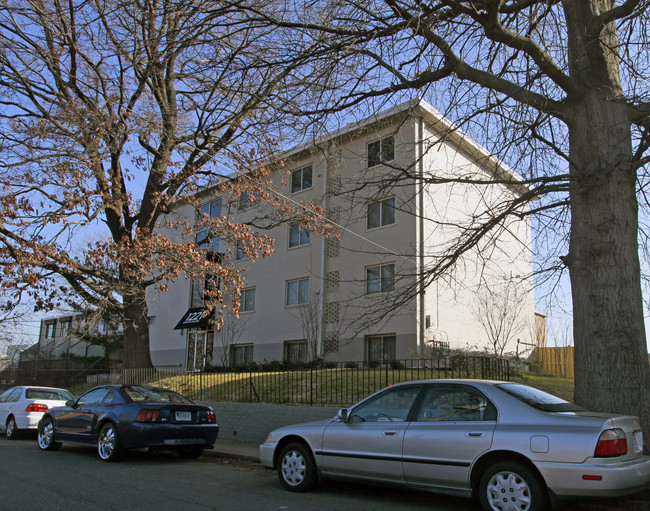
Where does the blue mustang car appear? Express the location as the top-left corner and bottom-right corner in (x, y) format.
(37, 384), (219, 461)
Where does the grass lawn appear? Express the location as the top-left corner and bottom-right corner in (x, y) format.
(70, 367), (577, 405)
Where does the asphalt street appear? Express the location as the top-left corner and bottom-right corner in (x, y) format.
(2, 436), (648, 511)
(0, 436), (476, 511)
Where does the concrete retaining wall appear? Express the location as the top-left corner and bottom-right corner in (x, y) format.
(204, 401), (339, 444)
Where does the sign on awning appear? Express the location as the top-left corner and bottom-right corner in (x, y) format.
(174, 307), (211, 330)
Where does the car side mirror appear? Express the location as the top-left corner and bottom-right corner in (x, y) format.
(337, 408), (348, 422)
(65, 400), (75, 407)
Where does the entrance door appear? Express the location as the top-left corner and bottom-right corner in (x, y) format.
(186, 331), (214, 371)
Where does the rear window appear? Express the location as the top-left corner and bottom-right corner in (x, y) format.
(26, 389), (72, 401)
(496, 383), (585, 412)
(123, 386), (193, 404)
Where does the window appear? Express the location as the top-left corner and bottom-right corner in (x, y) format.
(291, 165), (313, 193)
(26, 389), (72, 401)
(76, 388), (110, 407)
(240, 288), (256, 313)
(366, 263), (395, 294)
(496, 383), (585, 412)
(348, 385), (421, 423)
(367, 136), (395, 167)
(231, 344), (254, 366)
(44, 323), (56, 338)
(1, 388), (22, 403)
(366, 334), (396, 362)
(191, 252), (221, 307)
(59, 321), (70, 337)
(239, 191), (260, 211)
(289, 224), (310, 248)
(283, 340), (308, 363)
(286, 278), (309, 306)
(235, 242), (247, 260)
(196, 198), (222, 252)
(416, 384), (497, 422)
(367, 197), (396, 229)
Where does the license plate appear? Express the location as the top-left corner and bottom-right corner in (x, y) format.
(634, 431), (643, 453)
(175, 411), (192, 422)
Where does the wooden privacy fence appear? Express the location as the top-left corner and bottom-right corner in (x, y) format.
(534, 347), (574, 378)
(4, 355), (510, 406)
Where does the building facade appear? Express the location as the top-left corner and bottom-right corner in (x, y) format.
(148, 100), (535, 369)
(19, 313), (121, 371)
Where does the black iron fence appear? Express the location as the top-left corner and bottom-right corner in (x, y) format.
(1, 355), (510, 406)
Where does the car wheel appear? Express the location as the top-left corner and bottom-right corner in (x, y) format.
(178, 446), (204, 459)
(6, 416), (19, 440)
(38, 417), (62, 451)
(277, 442), (317, 492)
(479, 460), (549, 511)
(97, 422), (123, 462)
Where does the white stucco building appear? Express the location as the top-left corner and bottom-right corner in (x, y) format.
(148, 100), (535, 369)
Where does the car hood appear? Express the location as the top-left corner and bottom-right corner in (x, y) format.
(270, 417), (336, 436)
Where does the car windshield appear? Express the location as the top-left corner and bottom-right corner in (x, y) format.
(26, 389), (72, 401)
(496, 383), (585, 412)
(123, 386), (193, 404)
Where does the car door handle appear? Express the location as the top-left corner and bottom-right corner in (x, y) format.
(466, 431), (486, 438)
(384, 431), (399, 436)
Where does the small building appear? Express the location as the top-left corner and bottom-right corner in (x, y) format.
(19, 313), (122, 371)
(148, 99), (536, 369)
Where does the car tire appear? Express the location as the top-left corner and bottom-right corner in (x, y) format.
(38, 417), (62, 451)
(277, 442), (317, 492)
(178, 446), (204, 459)
(6, 416), (19, 440)
(97, 422), (123, 462)
(479, 460), (549, 511)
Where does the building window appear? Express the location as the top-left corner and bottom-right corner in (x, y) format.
(235, 242), (247, 260)
(44, 323), (56, 339)
(238, 191), (259, 211)
(289, 224), (310, 248)
(284, 340), (308, 363)
(59, 321), (70, 337)
(368, 136), (395, 167)
(230, 344), (254, 366)
(366, 334), (396, 363)
(287, 278), (309, 306)
(240, 287), (256, 313)
(367, 197), (396, 229)
(196, 198), (222, 253)
(366, 263), (395, 294)
(291, 165), (313, 193)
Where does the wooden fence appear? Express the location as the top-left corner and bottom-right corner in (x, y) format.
(534, 347), (574, 378)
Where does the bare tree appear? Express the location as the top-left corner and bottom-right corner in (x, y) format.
(0, 0), (332, 368)
(473, 278), (531, 357)
(249, 0), (650, 444)
(213, 313), (248, 367)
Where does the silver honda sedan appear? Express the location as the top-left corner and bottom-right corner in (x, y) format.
(260, 379), (650, 511)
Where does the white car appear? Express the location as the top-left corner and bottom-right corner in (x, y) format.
(0, 386), (72, 439)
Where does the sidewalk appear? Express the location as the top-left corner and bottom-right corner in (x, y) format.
(205, 439), (260, 462)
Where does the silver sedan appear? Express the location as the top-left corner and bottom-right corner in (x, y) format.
(260, 379), (650, 511)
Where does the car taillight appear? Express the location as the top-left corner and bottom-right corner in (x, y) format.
(595, 428), (628, 457)
(135, 409), (160, 422)
(206, 411), (216, 424)
(26, 403), (48, 412)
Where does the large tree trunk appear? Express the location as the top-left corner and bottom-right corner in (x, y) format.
(121, 286), (153, 369)
(568, 93), (650, 450)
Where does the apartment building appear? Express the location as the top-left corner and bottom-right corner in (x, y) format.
(148, 99), (535, 369)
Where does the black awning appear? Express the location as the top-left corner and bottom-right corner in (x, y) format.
(173, 307), (210, 330)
